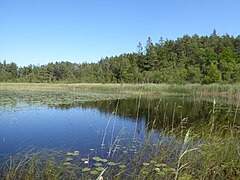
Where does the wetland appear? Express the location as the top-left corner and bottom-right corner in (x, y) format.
(0, 83), (239, 179)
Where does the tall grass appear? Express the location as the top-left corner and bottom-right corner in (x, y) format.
(1, 82), (239, 99)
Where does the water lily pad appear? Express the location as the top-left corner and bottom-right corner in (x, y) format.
(143, 162), (150, 166)
(141, 170), (149, 175)
(96, 167), (105, 171)
(119, 165), (126, 169)
(93, 157), (102, 162)
(90, 170), (99, 175)
(101, 159), (108, 163)
(94, 163), (103, 167)
(82, 168), (91, 172)
(66, 157), (73, 161)
(81, 158), (88, 161)
(162, 168), (169, 172)
(66, 152), (73, 156)
(107, 162), (116, 166)
(150, 160), (157, 165)
(72, 150), (79, 156)
(154, 168), (161, 172)
(63, 162), (71, 166)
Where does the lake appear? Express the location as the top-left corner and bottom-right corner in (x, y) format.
(0, 95), (232, 155)
(0, 92), (239, 179)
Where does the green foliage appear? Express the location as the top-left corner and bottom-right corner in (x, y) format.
(1, 32), (240, 84)
(203, 64), (222, 84)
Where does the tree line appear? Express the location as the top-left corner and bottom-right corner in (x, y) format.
(1, 31), (240, 84)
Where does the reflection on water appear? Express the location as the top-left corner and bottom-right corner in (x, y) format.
(0, 96), (239, 156)
(57, 96), (239, 132)
(0, 102), (145, 155)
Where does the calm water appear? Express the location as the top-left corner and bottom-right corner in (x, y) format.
(0, 96), (238, 156)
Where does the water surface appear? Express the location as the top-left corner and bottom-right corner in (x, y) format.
(0, 95), (238, 156)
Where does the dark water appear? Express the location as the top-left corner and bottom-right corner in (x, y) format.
(0, 96), (238, 155)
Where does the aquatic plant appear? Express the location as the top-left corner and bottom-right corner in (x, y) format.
(0, 83), (239, 179)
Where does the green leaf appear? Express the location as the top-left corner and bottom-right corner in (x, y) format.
(100, 159), (108, 163)
(81, 158), (88, 161)
(82, 168), (91, 172)
(119, 165), (126, 169)
(107, 162), (116, 166)
(96, 167), (105, 171)
(66, 157), (73, 161)
(143, 162), (150, 166)
(94, 163), (103, 167)
(93, 157), (102, 162)
(66, 152), (73, 156)
(63, 162), (71, 166)
(90, 170), (99, 175)
(72, 150), (79, 156)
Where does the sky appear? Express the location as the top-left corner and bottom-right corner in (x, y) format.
(0, 0), (240, 67)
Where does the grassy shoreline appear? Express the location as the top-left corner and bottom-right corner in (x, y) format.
(1, 82), (240, 95)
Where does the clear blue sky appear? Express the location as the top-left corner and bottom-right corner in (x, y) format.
(0, 0), (239, 67)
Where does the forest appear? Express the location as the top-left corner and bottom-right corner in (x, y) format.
(1, 31), (240, 84)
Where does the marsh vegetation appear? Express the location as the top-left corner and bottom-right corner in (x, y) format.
(0, 83), (239, 179)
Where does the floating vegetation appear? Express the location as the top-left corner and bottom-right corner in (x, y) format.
(154, 167), (161, 172)
(94, 163), (103, 167)
(66, 157), (73, 161)
(155, 163), (167, 167)
(141, 170), (150, 175)
(90, 170), (99, 175)
(96, 167), (105, 172)
(119, 165), (126, 169)
(82, 167), (91, 172)
(92, 157), (108, 163)
(81, 158), (88, 162)
(66, 152), (73, 156)
(107, 162), (117, 166)
(92, 157), (102, 162)
(143, 162), (150, 166)
(72, 150), (79, 156)
(150, 160), (156, 165)
(66, 150), (79, 156)
(156, 171), (165, 176)
(63, 162), (71, 166)
(0, 89), (129, 110)
(101, 159), (108, 163)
